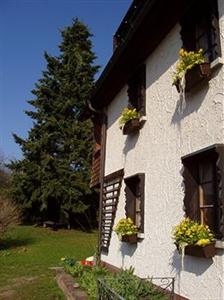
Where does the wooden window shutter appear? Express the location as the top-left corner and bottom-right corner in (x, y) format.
(215, 145), (224, 239)
(182, 145), (224, 240)
(124, 181), (136, 221)
(210, 0), (221, 60)
(90, 116), (103, 188)
(180, 0), (221, 62)
(124, 173), (145, 233)
(182, 158), (200, 222)
(127, 65), (146, 116)
(138, 173), (145, 233)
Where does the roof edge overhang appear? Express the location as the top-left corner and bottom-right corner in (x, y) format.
(91, 0), (194, 110)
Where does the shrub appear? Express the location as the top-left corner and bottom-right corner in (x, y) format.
(0, 196), (21, 235)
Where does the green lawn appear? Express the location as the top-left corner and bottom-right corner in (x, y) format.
(0, 225), (97, 300)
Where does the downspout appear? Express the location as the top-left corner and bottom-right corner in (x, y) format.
(88, 101), (107, 264)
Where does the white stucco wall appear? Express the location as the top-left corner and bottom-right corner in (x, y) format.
(102, 1), (224, 299)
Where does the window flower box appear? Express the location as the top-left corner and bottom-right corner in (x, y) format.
(123, 118), (141, 135)
(174, 62), (211, 93)
(176, 242), (216, 258)
(173, 218), (216, 259)
(114, 218), (138, 244)
(121, 234), (138, 244)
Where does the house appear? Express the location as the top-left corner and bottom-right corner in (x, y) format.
(90, 0), (224, 299)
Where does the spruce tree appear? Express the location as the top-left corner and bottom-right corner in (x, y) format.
(9, 19), (99, 225)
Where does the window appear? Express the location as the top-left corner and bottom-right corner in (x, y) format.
(182, 145), (224, 240)
(124, 173), (145, 233)
(90, 115), (103, 188)
(127, 65), (146, 116)
(180, 0), (221, 63)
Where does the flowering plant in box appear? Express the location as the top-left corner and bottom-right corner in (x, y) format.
(114, 217), (138, 239)
(172, 48), (205, 86)
(119, 108), (140, 129)
(172, 218), (214, 250)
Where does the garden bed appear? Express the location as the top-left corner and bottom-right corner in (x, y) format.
(62, 259), (172, 300)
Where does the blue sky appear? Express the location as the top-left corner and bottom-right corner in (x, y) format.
(0, 0), (131, 161)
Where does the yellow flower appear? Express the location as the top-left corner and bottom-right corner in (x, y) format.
(61, 257), (66, 261)
(196, 239), (211, 246)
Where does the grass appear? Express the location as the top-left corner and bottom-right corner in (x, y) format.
(0, 225), (97, 300)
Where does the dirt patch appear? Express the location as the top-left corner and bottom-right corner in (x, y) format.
(0, 276), (38, 299)
(0, 290), (15, 299)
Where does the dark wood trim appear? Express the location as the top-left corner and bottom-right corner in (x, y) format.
(124, 173), (145, 234)
(181, 144), (223, 161)
(101, 170), (124, 252)
(91, 0), (196, 109)
(104, 169), (124, 184)
(97, 113), (107, 263)
(215, 145), (224, 239)
(182, 144), (224, 240)
(100, 261), (120, 273)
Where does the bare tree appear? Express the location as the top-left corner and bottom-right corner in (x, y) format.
(0, 150), (20, 235)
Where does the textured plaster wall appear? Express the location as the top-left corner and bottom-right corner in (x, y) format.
(102, 1), (224, 299)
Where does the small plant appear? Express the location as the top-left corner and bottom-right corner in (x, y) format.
(105, 267), (168, 300)
(63, 262), (168, 300)
(172, 48), (205, 86)
(60, 257), (76, 267)
(119, 108), (140, 128)
(61, 260), (109, 299)
(114, 217), (138, 238)
(172, 218), (214, 250)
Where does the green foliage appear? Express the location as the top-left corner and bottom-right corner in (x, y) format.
(0, 225), (97, 299)
(172, 218), (214, 248)
(60, 256), (76, 267)
(119, 108), (140, 127)
(63, 261), (109, 299)
(105, 268), (168, 300)
(172, 48), (205, 85)
(114, 217), (138, 238)
(8, 19), (99, 225)
(64, 263), (168, 300)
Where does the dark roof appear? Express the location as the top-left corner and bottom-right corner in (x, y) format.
(91, 0), (193, 109)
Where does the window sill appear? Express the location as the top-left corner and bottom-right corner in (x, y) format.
(137, 233), (145, 239)
(210, 57), (224, 70)
(215, 240), (224, 249)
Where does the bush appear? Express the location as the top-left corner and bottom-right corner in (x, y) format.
(0, 196), (21, 235)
